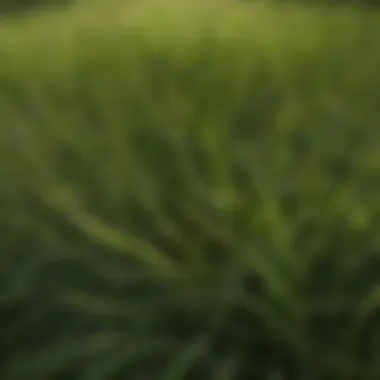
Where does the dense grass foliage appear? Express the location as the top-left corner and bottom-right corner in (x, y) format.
(1, 2), (380, 379)
(0, 0), (72, 15)
(267, 0), (380, 7)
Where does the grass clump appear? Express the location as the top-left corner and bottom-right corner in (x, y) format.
(1, 2), (380, 379)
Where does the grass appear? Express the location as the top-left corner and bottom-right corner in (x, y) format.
(0, 2), (380, 379)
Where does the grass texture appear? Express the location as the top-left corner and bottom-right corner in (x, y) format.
(1, 2), (380, 379)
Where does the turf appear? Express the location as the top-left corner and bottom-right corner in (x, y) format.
(1, 2), (380, 379)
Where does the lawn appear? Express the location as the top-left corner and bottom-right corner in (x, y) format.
(1, 2), (380, 379)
